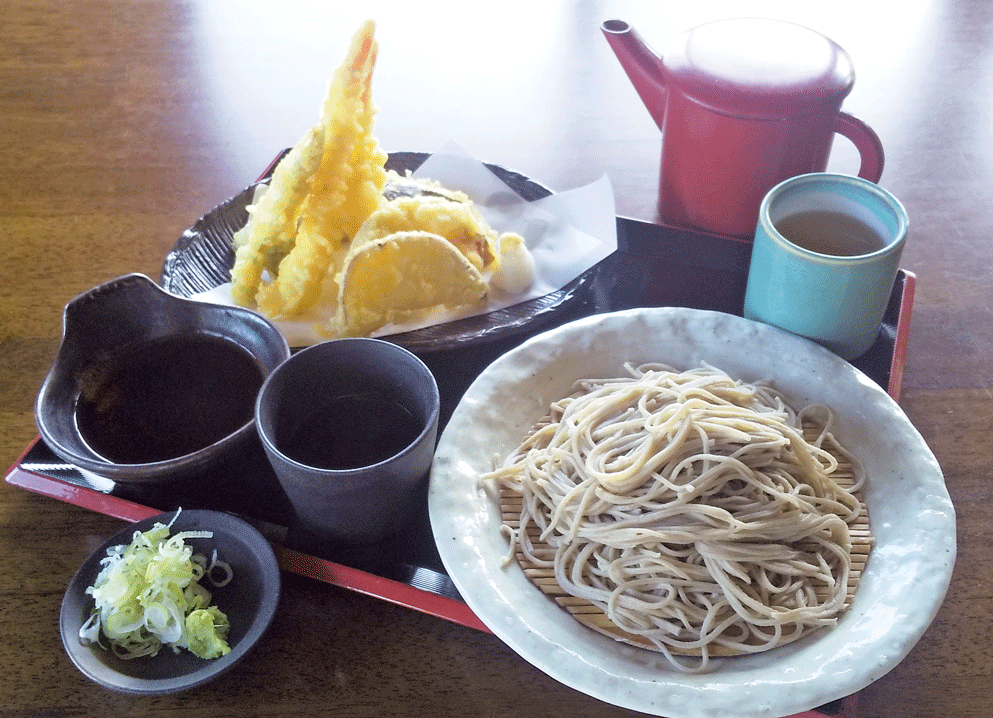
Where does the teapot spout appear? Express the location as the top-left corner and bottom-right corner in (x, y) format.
(601, 20), (667, 129)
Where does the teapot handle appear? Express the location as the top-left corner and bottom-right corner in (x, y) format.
(834, 112), (885, 182)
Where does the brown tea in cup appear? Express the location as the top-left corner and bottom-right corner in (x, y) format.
(774, 210), (886, 257)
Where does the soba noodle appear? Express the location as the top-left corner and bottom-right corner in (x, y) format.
(481, 363), (866, 673)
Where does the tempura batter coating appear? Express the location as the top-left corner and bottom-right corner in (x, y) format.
(335, 230), (489, 337)
(229, 125), (323, 306)
(351, 195), (497, 271)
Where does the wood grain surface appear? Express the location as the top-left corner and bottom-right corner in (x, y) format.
(2, 1), (989, 717)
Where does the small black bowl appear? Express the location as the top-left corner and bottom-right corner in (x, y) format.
(35, 274), (290, 484)
(60, 509), (281, 694)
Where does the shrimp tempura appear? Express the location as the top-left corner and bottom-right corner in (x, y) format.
(230, 20), (387, 317)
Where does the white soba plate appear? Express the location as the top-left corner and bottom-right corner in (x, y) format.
(428, 307), (955, 718)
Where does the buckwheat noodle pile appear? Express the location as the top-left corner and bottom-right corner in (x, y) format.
(481, 363), (869, 673)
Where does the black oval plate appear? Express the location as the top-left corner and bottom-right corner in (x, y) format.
(161, 152), (592, 353)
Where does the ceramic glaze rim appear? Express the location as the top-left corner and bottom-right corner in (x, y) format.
(760, 172), (909, 265)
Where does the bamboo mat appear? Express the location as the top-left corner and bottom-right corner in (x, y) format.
(498, 423), (873, 656)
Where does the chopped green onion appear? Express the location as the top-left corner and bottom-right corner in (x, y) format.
(79, 508), (233, 660)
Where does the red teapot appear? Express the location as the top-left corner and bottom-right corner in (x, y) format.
(602, 18), (884, 237)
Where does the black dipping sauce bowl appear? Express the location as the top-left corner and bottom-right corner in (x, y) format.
(35, 273), (291, 484)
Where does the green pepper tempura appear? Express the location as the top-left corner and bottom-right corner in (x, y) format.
(79, 509), (234, 660)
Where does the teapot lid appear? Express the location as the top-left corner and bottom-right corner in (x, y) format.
(663, 18), (855, 119)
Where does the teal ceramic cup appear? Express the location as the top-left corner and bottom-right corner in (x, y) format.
(743, 173), (909, 360)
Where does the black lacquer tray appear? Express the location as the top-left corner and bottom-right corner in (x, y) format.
(9, 155), (913, 718)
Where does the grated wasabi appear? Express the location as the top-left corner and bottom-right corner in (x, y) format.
(79, 509), (233, 660)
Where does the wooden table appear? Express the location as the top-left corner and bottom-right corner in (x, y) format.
(2, 1), (987, 716)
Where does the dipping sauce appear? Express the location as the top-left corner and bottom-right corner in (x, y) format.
(774, 210), (886, 257)
(75, 333), (265, 464)
(278, 393), (422, 470)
